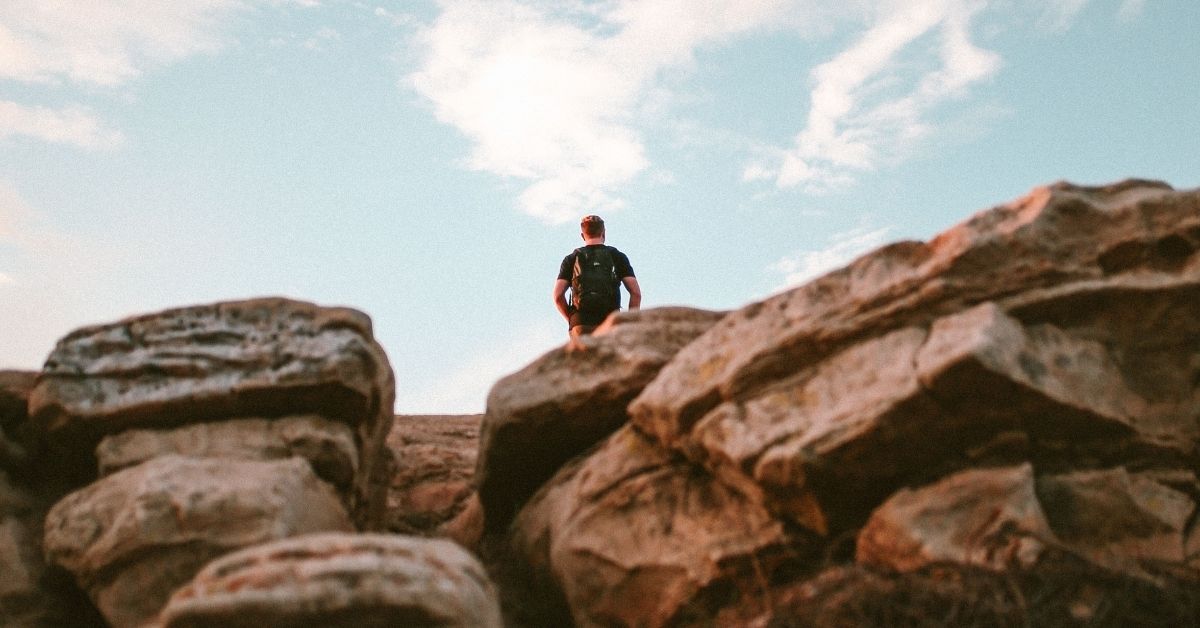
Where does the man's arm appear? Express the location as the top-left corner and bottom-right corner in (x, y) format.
(622, 276), (641, 310)
(553, 279), (572, 322)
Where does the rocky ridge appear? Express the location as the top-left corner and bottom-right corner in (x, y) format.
(1, 179), (1197, 627)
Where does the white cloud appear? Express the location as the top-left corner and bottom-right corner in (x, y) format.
(0, 101), (124, 149)
(409, 0), (830, 223)
(751, 0), (1002, 193)
(1117, 0), (1145, 21)
(1037, 0), (1090, 32)
(772, 225), (892, 289)
(0, 1), (244, 87)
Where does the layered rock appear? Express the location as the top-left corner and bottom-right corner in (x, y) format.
(155, 532), (503, 628)
(386, 414), (481, 546)
(43, 455), (353, 628)
(630, 181), (1200, 538)
(27, 298), (396, 528)
(478, 307), (725, 531)
(96, 415), (358, 492)
(510, 425), (811, 628)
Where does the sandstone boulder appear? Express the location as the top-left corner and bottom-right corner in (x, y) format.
(478, 307), (724, 531)
(96, 415), (358, 492)
(43, 455), (353, 628)
(511, 425), (808, 628)
(27, 298), (396, 528)
(155, 532), (503, 628)
(630, 181), (1200, 535)
(385, 414), (480, 545)
(856, 463), (1056, 573)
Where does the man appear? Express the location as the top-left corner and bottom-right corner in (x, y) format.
(553, 214), (641, 343)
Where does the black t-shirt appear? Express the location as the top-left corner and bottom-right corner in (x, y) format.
(557, 244), (635, 328)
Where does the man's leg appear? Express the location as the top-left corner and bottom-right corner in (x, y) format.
(567, 324), (598, 352)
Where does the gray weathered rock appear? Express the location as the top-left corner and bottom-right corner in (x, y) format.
(155, 532), (503, 628)
(43, 455), (353, 628)
(511, 425), (806, 628)
(27, 298), (396, 529)
(97, 415), (358, 492)
(478, 307), (724, 531)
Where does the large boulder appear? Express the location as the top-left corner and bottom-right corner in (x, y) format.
(43, 455), (353, 628)
(96, 415), (358, 493)
(478, 307), (725, 531)
(154, 532), (503, 628)
(386, 414), (481, 545)
(27, 298), (396, 528)
(630, 181), (1200, 536)
(510, 425), (810, 628)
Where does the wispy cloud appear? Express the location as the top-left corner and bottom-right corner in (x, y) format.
(408, 0), (826, 224)
(0, 1), (243, 87)
(771, 225), (892, 289)
(748, 0), (1002, 193)
(0, 101), (124, 149)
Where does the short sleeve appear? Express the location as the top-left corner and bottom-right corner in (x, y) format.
(613, 249), (634, 278)
(557, 253), (575, 281)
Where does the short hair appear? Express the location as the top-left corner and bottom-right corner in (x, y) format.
(581, 214), (605, 237)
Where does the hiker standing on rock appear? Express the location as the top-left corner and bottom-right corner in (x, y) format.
(553, 214), (641, 344)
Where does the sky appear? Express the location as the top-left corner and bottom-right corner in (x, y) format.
(1, 0), (1197, 414)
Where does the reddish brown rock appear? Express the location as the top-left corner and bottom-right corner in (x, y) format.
(478, 307), (725, 531)
(155, 532), (503, 628)
(856, 464), (1056, 573)
(1036, 467), (1195, 572)
(96, 415), (358, 492)
(511, 425), (809, 628)
(385, 414), (480, 544)
(27, 298), (396, 529)
(43, 455), (353, 628)
(631, 182), (1200, 536)
(632, 181), (1197, 452)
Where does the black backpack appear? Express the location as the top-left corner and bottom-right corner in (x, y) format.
(571, 246), (618, 315)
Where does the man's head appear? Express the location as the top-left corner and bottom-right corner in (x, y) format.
(580, 214), (605, 240)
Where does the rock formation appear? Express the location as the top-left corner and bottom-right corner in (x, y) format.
(3, 179), (1198, 627)
(385, 414), (482, 546)
(477, 307), (726, 531)
(155, 532), (502, 628)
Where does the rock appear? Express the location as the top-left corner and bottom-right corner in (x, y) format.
(511, 425), (809, 628)
(43, 455), (353, 628)
(0, 371), (36, 475)
(0, 471), (106, 628)
(478, 307), (725, 531)
(27, 298), (396, 529)
(632, 181), (1196, 452)
(155, 532), (503, 628)
(97, 415), (358, 492)
(856, 463), (1056, 573)
(631, 181), (1200, 535)
(1036, 467), (1195, 572)
(385, 414), (479, 543)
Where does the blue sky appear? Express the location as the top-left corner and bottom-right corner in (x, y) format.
(1, 0), (1197, 413)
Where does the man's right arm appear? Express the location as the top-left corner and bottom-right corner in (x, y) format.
(553, 279), (572, 322)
